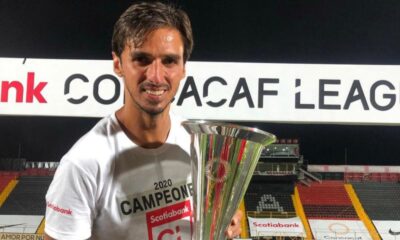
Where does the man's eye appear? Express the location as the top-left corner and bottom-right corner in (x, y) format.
(134, 56), (151, 66)
(162, 57), (177, 65)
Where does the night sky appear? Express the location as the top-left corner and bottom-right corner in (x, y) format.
(1, 0), (400, 165)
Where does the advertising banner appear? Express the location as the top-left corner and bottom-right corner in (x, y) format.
(373, 220), (400, 240)
(309, 219), (372, 240)
(0, 233), (43, 240)
(247, 217), (305, 237)
(1, 58), (400, 124)
(0, 215), (43, 233)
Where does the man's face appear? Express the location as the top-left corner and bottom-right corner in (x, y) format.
(113, 27), (186, 116)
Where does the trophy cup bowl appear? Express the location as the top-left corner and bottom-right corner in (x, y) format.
(182, 121), (276, 240)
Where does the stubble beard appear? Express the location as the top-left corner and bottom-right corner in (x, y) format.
(139, 81), (172, 116)
(126, 88), (171, 117)
(139, 102), (169, 116)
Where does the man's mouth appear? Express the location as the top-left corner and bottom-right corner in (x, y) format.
(141, 82), (169, 97)
(145, 89), (165, 96)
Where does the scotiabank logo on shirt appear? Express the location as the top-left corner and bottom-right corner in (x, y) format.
(146, 200), (193, 240)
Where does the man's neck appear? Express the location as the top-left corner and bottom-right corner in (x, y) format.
(116, 106), (171, 148)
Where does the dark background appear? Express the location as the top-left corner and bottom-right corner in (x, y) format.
(1, 0), (400, 165)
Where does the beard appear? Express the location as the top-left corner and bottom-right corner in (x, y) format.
(138, 102), (170, 116)
(125, 87), (173, 116)
(123, 76), (179, 116)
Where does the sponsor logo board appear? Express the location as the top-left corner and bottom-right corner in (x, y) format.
(373, 220), (400, 240)
(0, 215), (43, 234)
(2, 58), (400, 124)
(309, 219), (372, 240)
(247, 217), (305, 237)
(0, 233), (43, 240)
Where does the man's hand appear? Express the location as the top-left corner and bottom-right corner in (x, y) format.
(225, 210), (243, 239)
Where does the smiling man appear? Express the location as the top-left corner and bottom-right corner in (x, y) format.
(44, 2), (241, 239)
(113, 26), (185, 148)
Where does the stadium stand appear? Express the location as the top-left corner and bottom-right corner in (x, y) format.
(1, 153), (400, 239)
(245, 140), (300, 219)
(0, 175), (16, 192)
(20, 167), (55, 176)
(0, 175), (52, 215)
(241, 141), (308, 239)
(245, 181), (296, 217)
(351, 181), (400, 220)
(0, 158), (26, 171)
(296, 181), (358, 219)
(0, 173), (19, 207)
(345, 172), (400, 182)
(314, 172), (344, 181)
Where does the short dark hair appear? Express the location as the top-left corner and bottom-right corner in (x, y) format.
(112, 1), (193, 62)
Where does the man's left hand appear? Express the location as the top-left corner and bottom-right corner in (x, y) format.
(225, 210), (243, 239)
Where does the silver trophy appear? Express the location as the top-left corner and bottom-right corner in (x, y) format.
(182, 121), (276, 240)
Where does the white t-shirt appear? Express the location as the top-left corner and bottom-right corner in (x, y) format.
(45, 113), (193, 240)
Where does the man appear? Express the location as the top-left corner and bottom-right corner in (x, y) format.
(45, 1), (242, 239)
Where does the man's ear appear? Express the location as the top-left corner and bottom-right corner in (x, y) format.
(112, 52), (123, 77)
(180, 63), (186, 82)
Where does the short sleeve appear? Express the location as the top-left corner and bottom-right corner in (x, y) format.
(45, 159), (97, 240)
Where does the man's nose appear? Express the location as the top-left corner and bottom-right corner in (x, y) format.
(145, 60), (164, 83)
